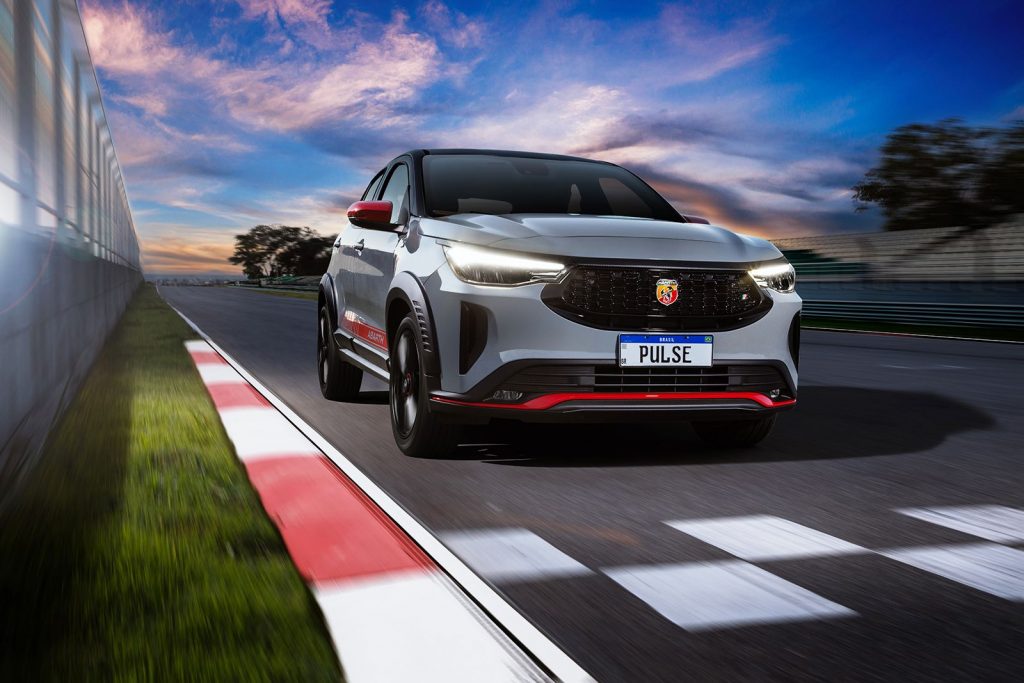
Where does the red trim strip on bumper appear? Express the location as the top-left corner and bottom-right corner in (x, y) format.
(431, 392), (796, 411)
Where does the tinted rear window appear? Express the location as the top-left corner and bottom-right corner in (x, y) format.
(422, 155), (682, 221)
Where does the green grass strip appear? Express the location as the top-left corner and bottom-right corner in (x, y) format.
(0, 284), (341, 682)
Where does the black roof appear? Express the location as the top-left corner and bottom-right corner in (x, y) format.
(408, 148), (613, 165)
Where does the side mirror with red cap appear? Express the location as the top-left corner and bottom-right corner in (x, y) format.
(347, 200), (396, 230)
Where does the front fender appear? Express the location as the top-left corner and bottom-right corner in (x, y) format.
(387, 272), (442, 380)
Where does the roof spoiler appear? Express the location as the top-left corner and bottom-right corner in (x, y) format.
(682, 215), (711, 224)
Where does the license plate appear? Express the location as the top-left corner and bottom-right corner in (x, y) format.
(618, 334), (713, 367)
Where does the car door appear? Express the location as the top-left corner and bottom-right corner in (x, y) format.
(333, 168), (384, 341)
(349, 161), (409, 360)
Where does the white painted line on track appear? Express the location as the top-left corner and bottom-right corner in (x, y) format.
(605, 560), (856, 632)
(880, 364), (970, 370)
(880, 543), (1024, 600)
(316, 569), (542, 683)
(441, 529), (592, 583)
(195, 363), (247, 385)
(167, 303), (594, 683)
(666, 515), (868, 561)
(218, 407), (321, 461)
(896, 505), (1024, 543)
(185, 339), (214, 353)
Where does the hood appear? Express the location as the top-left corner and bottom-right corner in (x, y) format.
(416, 213), (781, 264)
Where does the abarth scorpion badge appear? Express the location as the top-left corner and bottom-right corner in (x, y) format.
(656, 278), (678, 306)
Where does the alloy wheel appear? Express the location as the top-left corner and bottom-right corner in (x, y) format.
(391, 329), (420, 437)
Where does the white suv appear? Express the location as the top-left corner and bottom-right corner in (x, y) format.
(318, 149), (801, 457)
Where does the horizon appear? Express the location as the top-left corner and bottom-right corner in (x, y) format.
(80, 0), (1024, 276)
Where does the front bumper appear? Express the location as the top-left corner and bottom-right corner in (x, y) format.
(422, 262), (802, 419)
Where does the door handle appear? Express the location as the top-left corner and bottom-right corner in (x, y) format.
(354, 239), (365, 253)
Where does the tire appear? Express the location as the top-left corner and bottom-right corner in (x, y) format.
(692, 415), (776, 448)
(317, 305), (362, 401)
(389, 313), (461, 458)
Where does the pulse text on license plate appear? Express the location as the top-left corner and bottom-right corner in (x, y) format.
(618, 334), (713, 367)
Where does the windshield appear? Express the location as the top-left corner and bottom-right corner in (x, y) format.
(422, 154), (683, 221)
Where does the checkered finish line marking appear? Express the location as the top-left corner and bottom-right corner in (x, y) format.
(184, 340), (559, 683)
(665, 515), (867, 561)
(896, 505), (1024, 543)
(606, 560), (855, 632)
(442, 507), (1024, 634)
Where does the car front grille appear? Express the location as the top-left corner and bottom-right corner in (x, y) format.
(495, 364), (791, 399)
(543, 266), (770, 331)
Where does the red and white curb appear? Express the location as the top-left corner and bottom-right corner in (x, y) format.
(183, 338), (591, 682)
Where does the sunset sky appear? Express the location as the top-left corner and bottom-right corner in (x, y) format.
(79, 0), (1024, 276)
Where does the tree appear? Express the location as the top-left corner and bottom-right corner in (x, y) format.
(978, 122), (1024, 219)
(276, 235), (333, 275)
(228, 225), (330, 278)
(853, 119), (1024, 231)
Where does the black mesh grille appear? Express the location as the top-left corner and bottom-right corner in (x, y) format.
(544, 266), (769, 331)
(497, 364), (790, 398)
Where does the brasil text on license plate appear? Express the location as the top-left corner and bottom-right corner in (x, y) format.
(618, 334), (713, 367)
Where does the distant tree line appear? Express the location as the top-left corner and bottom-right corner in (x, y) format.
(854, 119), (1024, 231)
(228, 225), (333, 280)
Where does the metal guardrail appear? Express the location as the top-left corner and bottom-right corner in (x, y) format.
(235, 282), (317, 292)
(801, 300), (1024, 329)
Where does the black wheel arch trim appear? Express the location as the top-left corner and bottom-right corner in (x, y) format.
(318, 273), (338, 327)
(386, 273), (442, 384)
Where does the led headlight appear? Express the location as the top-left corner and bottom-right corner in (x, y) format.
(748, 262), (796, 293)
(443, 244), (565, 286)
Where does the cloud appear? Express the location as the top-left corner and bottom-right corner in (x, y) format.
(80, 2), (183, 74)
(220, 191), (353, 231)
(117, 93), (169, 117)
(139, 226), (240, 274)
(237, 0), (331, 27)
(84, 2), (447, 136)
(446, 84), (635, 153)
(235, 0), (335, 49)
(420, 0), (486, 48)
(633, 163), (875, 237)
(650, 5), (781, 85)
(739, 157), (865, 203)
(478, 3), (780, 99)
(106, 111), (251, 183)
(219, 12), (443, 132)
(568, 109), (743, 156)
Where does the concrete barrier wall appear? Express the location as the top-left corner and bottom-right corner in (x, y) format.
(0, 0), (142, 498)
(772, 221), (1024, 282)
(0, 227), (139, 490)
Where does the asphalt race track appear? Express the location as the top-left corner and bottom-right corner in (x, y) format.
(161, 286), (1024, 682)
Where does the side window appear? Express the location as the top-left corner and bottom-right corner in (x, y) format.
(379, 164), (410, 224)
(361, 169), (386, 201)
